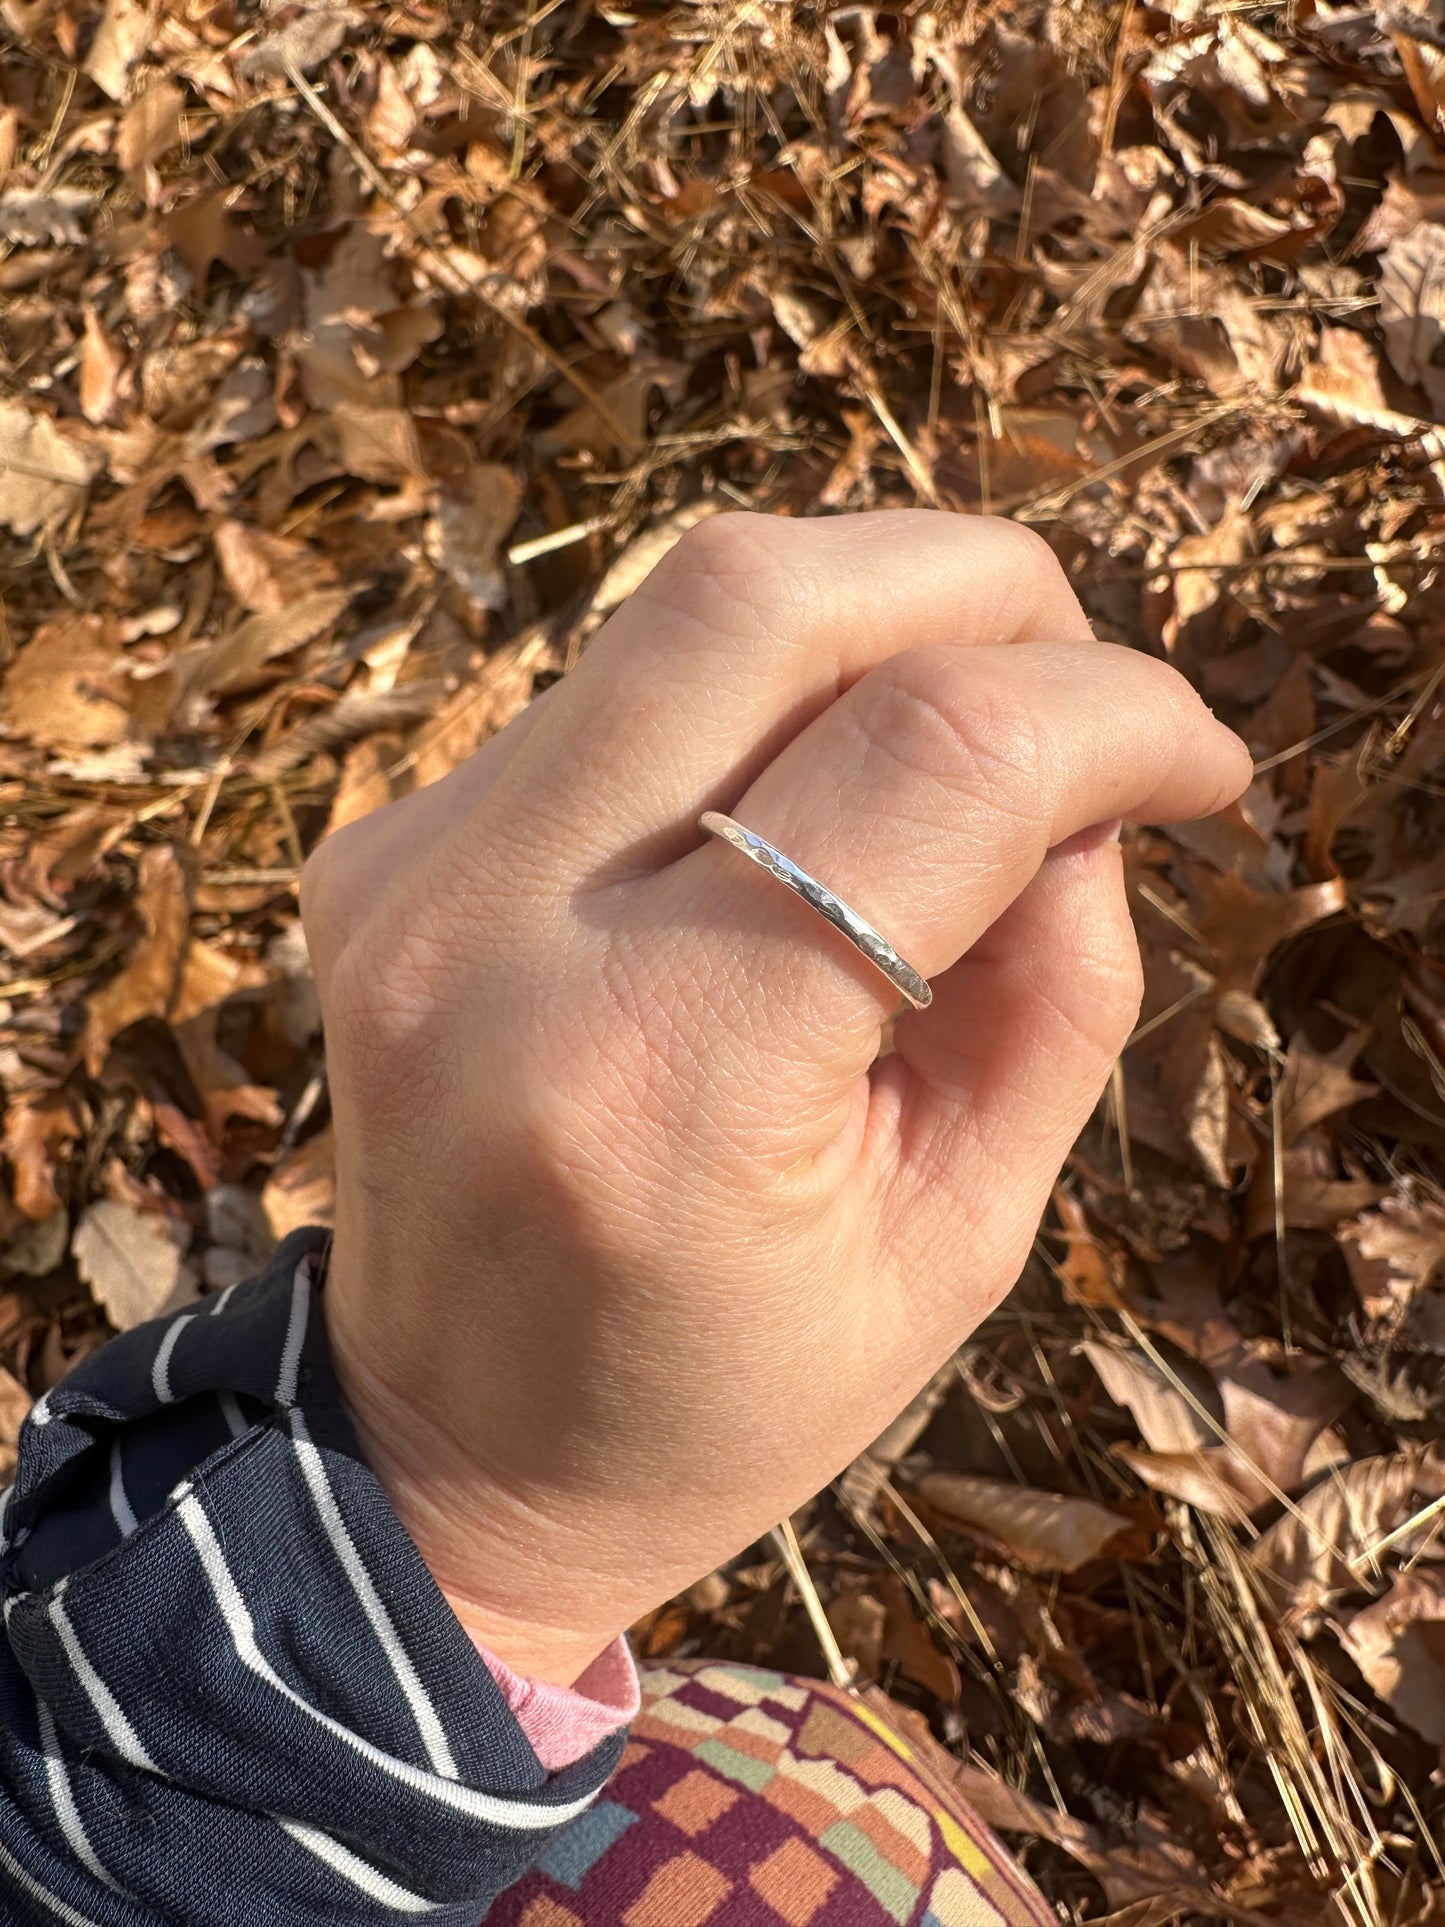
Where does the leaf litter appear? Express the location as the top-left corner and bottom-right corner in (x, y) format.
(2, 1), (1445, 1919)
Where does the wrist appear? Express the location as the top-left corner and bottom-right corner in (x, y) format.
(322, 1270), (628, 1689)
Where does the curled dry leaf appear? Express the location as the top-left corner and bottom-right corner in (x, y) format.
(913, 1470), (1135, 1573)
(1340, 1569), (1445, 1744)
(1251, 1442), (1445, 1613)
(73, 1198), (198, 1332)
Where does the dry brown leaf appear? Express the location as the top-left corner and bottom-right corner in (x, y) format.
(878, 1571), (960, 1704)
(1251, 1442), (1445, 1612)
(2, 1097), (79, 1222)
(1340, 1195), (1445, 1319)
(79, 309), (127, 426)
(0, 613), (130, 749)
(118, 79), (184, 178)
(212, 520), (336, 615)
(193, 588), (350, 695)
(262, 1125), (335, 1240)
(1114, 1444), (1258, 1523)
(1195, 872), (1348, 995)
(1341, 1569), (1445, 1743)
(1082, 1342), (1212, 1453)
(73, 1198), (198, 1331)
(84, 0), (152, 98)
(1379, 222), (1445, 410)
(83, 846), (190, 1073)
(0, 401), (95, 538)
(913, 1470), (1134, 1573)
(1278, 1029), (1379, 1146)
(1053, 1191), (1127, 1309)
(427, 465), (521, 609)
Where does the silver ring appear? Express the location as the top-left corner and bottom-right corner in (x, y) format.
(698, 811), (932, 1010)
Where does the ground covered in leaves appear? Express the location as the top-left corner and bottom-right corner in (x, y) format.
(3, 0), (1445, 1920)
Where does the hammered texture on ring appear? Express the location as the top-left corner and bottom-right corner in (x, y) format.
(698, 811), (933, 1010)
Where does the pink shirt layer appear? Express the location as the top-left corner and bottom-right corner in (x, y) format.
(473, 1635), (640, 1771)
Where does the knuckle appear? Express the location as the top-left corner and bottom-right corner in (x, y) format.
(981, 516), (1068, 591)
(656, 511), (789, 611)
(856, 647), (1046, 823)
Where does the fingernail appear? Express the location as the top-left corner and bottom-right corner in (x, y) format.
(1050, 818), (1123, 859)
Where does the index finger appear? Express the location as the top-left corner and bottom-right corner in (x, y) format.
(487, 511), (1095, 875)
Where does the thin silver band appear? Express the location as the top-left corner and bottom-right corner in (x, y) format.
(698, 811), (933, 1011)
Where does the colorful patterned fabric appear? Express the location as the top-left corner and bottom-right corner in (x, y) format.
(485, 1659), (1052, 1927)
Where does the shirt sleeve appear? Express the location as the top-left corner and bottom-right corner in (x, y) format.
(0, 1227), (626, 1926)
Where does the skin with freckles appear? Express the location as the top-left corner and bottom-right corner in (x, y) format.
(300, 511), (1252, 1687)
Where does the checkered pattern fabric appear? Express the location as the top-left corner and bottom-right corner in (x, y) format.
(485, 1660), (1052, 1927)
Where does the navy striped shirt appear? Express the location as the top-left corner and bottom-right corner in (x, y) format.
(0, 1228), (622, 1923)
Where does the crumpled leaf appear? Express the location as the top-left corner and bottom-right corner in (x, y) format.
(1251, 1442), (1445, 1613)
(73, 1199), (198, 1331)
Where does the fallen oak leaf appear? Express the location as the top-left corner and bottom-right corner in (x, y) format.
(1277, 1027), (1379, 1146)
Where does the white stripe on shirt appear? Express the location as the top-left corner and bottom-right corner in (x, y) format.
(277, 1817), (445, 1912)
(107, 1443), (137, 1540)
(38, 1701), (126, 1896)
(151, 1317), (196, 1406)
(289, 1414), (458, 1779)
(49, 1586), (160, 1777)
(175, 1489), (599, 1831)
(0, 1838), (107, 1927)
(274, 1262), (311, 1405)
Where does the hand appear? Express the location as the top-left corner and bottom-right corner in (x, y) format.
(300, 512), (1250, 1686)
